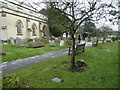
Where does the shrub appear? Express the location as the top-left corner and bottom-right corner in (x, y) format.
(2, 74), (30, 88)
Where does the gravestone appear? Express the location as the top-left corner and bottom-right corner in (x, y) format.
(0, 41), (2, 55)
(51, 77), (62, 82)
(49, 40), (56, 47)
(35, 38), (39, 42)
(54, 37), (60, 42)
(15, 37), (24, 46)
(60, 40), (64, 46)
(28, 41), (44, 48)
(0, 41), (5, 55)
(63, 33), (66, 38)
(85, 37), (88, 41)
(41, 36), (48, 43)
(67, 39), (72, 45)
(9, 37), (15, 45)
(88, 36), (91, 42)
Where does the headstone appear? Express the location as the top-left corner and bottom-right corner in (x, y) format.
(60, 40), (64, 46)
(9, 37), (15, 45)
(68, 34), (70, 38)
(41, 36), (48, 43)
(63, 33), (66, 37)
(67, 39), (72, 45)
(0, 41), (5, 55)
(88, 36), (91, 42)
(35, 38), (39, 42)
(85, 37), (88, 41)
(0, 41), (2, 55)
(28, 41), (44, 48)
(49, 40), (56, 46)
(15, 37), (24, 46)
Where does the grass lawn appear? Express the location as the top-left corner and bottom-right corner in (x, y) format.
(3, 42), (118, 88)
(1, 42), (69, 62)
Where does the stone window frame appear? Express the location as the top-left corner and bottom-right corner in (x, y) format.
(32, 23), (37, 36)
(16, 20), (24, 35)
(43, 25), (47, 36)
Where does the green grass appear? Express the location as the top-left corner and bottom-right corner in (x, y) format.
(2, 42), (69, 62)
(4, 42), (118, 88)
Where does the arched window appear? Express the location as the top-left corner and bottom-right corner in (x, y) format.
(32, 23), (37, 36)
(16, 20), (23, 34)
(43, 25), (47, 36)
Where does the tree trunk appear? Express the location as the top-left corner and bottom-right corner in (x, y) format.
(71, 34), (76, 69)
(102, 34), (105, 43)
(102, 36), (105, 43)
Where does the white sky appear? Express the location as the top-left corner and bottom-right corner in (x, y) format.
(19, 0), (119, 31)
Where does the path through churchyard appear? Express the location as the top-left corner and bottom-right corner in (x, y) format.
(0, 41), (97, 75)
(1, 48), (68, 75)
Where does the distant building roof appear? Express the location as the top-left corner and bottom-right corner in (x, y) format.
(0, 0), (47, 20)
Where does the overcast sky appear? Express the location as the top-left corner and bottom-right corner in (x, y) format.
(18, 0), (119, 31)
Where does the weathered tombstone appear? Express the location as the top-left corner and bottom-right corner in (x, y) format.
(67, 39), (72, 45)
(9, 37), (15, 45)
(60, 40), (65, 46)
(85, 37), (88, 41)
(35, 38), (39, 42)
(15, 37), (24, 46)
(0, 41), (2, 55)
(49, 40), (56, 47)
(28, 41), (44, 48)
(88, 36), (91, 42)
(41, 36), (48, 43)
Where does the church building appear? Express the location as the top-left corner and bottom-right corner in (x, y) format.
(0, 0), (50, 43)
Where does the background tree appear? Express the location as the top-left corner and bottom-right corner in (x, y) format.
(83, 19), (96, 33)
(40, 8), (71, 37)
(99, 26), (113, 43)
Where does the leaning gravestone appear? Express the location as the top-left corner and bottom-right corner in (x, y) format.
(15, 37), (24, 46)
(9, 37), (15, 45)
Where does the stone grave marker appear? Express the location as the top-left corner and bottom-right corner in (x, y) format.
(49, 40), (56, 47)
(15, 37), (24, 46)
(60, 40), (64, 46)
(51, 77), (62, 82)
(0, 41), (5, 55)
(9, 37), (15, 45)
(35, 38), (39, 42)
